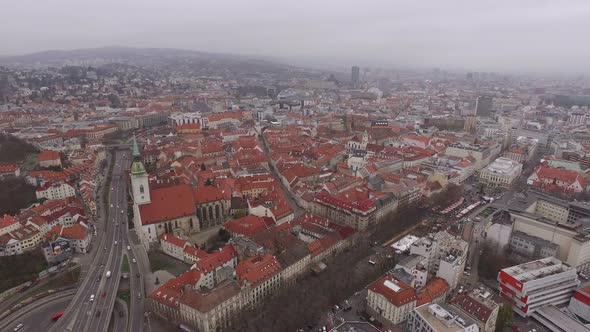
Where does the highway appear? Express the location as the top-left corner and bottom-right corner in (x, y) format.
(0, 291), (74, 332)
(50, 149), (133, 332)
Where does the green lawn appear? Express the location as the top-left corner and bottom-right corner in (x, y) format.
(0, 250), (47, 293)
(119, 290), (130, 307)
(121, 255), (130, 273)
(148, 251), (190, 276)
(27, 266), (81, 297)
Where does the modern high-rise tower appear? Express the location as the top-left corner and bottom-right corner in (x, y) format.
(475, 96), (493, 117)
(351, 66), (360, 88)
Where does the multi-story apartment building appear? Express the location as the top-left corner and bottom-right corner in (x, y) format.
(35, 181), (76, 201)
(509, 231), (559, 261)
(367, 275), (417, 327)
(505, 191), (590, 271)
(312, 192), (376, 230)
(498, 257), (578, 317)
(406, 303), (479, 332)
(450, 288), (500, 332)
(411, 231), (468, 290)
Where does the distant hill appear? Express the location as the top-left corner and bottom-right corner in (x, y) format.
(0, 46), (299, 77)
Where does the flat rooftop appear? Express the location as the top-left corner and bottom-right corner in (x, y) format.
(501, 257), (574, 283)
(414, 303), (477, 332)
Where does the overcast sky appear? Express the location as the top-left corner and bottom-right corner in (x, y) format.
(3, 0), (590, 74)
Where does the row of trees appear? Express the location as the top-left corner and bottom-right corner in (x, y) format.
(0, 177), (37, 216)
(0, 133), (38, 163)
(231, 207), (424, 331)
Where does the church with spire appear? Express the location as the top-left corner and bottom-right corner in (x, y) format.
(130, 136), (199, 249)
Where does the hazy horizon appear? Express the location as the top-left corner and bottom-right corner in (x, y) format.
(3, 0), (590, 74)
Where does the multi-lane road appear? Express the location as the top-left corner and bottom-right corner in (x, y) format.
(46, 148), (147, 332)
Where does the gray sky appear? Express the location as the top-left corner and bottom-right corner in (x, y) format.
(3, 0), (590, 73)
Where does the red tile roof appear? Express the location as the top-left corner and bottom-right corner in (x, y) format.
(236, 254), (281, 287)
(416, 277), (449, 306)
(450, 292), (494, 323)
(369, 275), (417, 307)
(0, 163), (18, 174)
(160, 233), (188, 248)
(193, 185), (226, 205)
(38, 150), (61, 162)
(138, 184), (196, 225)
(0, 215), (18, 229)
(195, 244), (237, 273)
(223, 215), (267, 237)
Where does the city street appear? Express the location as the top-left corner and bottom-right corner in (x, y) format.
(49, 149), (131, 332)
(0, 292), (74, 332)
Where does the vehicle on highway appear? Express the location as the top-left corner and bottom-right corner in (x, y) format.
(121, 210), (125, 214)
(137, 293), (142, 299)
(115, 223), (118, 227)
(132, 258), (137, 264)
(110, 204), (113, 208)
(90, 294), (95, 302)
(104, 246), (107, 250)
(96, 310), (101, 317)
(111, 187), (114, 191)
(115, 240), (118, 245)
(127, 245), (131, 250)
(101, 291), (107, 297)
(106, 271), (112, 278)
(51, 311), (64, 321)
(136, 273), (140, 278)
(14, 323), (24, 331)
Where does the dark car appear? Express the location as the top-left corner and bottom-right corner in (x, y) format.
(96, 310), (101, 317)
(119, 311), (124, 317)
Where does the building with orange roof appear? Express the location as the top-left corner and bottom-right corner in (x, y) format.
(0, 225), (42, 255)
(449, 286), (500, 332)
(527, 164), (586, 194)
(236, 253), (281, 307)
(0, 215), (20, 237)
(35, 181), (76, 201)
(193, 184), (230, 229)
(223, 215), (267, 238)
(134, 184), (199, 246)
(160, 233), (190, 261)
(367, 275), (417, 326)
(415, 278), (449, 307)
(38, 150), (62, 168)
(0, 163), (20, 178)
(46, 223), (90, 253)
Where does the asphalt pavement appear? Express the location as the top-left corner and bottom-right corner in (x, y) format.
(0, 292), (74, 332)
(49, 150), (131, 332)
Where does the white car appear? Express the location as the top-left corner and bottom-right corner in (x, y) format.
(14, 323), (23, 331)
(110, 204), (113, 208)
(132, 258), (137, 263)
(114, 241), (118, 245)
(127, 246), (131, 250)
(90, 294), (95, 302)
(121, 210), (125, 214)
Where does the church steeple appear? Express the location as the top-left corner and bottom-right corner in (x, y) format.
(131, 135), (146, 176)
(132, 134), (141, 159)
(130, 134), (150, 205)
